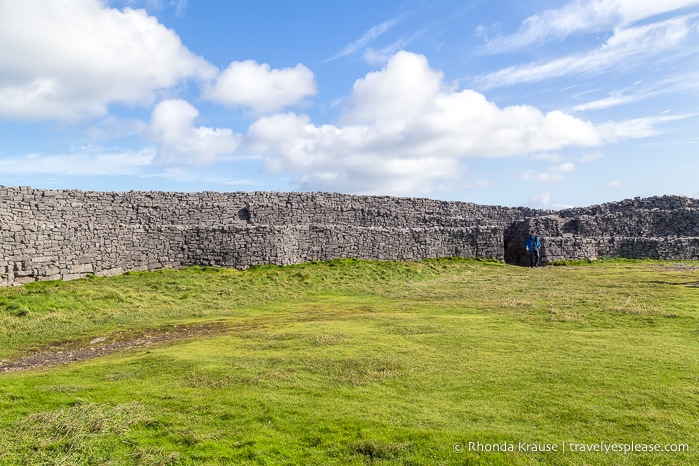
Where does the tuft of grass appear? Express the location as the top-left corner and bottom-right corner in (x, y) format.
(23, 401), (151, 439)
(0, 258), (697, 464)
(351, 440), (413, 461)
(546, 257), (692, 266)
(2, 402), (152, 465)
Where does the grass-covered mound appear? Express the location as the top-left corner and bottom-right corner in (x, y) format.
(0, 258), (697, 465)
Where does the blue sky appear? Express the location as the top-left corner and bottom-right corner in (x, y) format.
(1, 0), (697, 208)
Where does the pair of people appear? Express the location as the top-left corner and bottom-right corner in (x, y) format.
(525, 230), (541, 267)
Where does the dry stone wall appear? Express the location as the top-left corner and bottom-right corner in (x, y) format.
(0, 187), (697, 285)
(504, 196), (699, 265)
(185, 224), (503, 268)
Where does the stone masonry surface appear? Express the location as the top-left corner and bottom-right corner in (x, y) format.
(0, 186), (697, 285)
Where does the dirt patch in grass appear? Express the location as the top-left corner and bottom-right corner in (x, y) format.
(0, 321), (228, 375)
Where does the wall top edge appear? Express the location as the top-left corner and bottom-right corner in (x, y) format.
(0, 185), (696, 213)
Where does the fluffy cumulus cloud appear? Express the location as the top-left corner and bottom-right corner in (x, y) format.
(246, 51), (601, 195)
(0, 0), (215, 120)
(342, 51), (443, 124)
(149, 99), (240, 164)
(203, 60), (317, 114)
(246, 113), (464, 195)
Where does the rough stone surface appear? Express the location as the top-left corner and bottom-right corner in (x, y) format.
(0, 187), (697, 285)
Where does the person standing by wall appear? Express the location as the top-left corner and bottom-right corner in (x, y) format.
(525, 230), (541, 267)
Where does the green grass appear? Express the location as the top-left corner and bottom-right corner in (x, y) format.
(0, 258), (697, 464)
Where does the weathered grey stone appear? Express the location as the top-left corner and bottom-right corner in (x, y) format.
(0, 186), (697, 285)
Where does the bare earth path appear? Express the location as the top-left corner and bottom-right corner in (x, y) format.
(0, 321), (229, 375)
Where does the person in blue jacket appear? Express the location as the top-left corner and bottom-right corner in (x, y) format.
(525, 230), (541, 267)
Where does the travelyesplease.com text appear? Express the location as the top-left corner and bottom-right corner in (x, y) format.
(453, 441), (690, 455)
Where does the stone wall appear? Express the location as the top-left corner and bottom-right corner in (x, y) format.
(0, 187), (697, 285)
(184, 224), (503, 268)
(504, 196), (699, 266)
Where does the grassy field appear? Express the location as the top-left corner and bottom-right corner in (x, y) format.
(0, 258), (697, 465)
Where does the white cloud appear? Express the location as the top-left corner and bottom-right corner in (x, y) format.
(83, 117), (149, 142)
(529, 192), (552, 208)
(296, 155), (463, 196)
(246, 51), (600, 195)
(579, 151), (605, 162)
(527, 192), (574, 209)
(0, 0), (214, 120)
(598, 114), (695, 141)
(608, 180), (622, 188)
(203, 61), (317, 114)
(149, 99), (241, 164)
(482, 0), (699, 52)
(572, 72), (699, 112)
(523, 162), (576, 183)
(0, 143), (259, 185)
(343, 51), (444, 124)
(326, 16), (404, 62)
(153, 167), (261, 186)
(530, 153), (564, 162)
(0, 146), (155, 176)
(146, 0), (188, 16)
(477, 15), (695, 88)
(113, 0), (187, 15)
(362, 29), (427, 65)
(572, 92), (645, 112)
